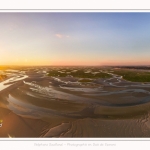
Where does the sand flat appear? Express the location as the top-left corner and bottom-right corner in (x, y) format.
(0, 107), (49, 137)
(1, 67), (150, 137)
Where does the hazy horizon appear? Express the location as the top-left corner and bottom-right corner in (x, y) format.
(1, 13), (150, 66)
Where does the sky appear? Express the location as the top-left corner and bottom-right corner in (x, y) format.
(0, 12), (150, 66)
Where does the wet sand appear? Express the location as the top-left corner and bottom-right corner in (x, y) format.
(0, 107), (49, 137)
(1, 68), (150, 137)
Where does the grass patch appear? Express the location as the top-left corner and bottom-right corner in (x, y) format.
(48, 69), (112, 79)
(113, 69), (150, 82)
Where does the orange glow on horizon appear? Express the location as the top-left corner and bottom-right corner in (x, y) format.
(1, 60), (150, 67)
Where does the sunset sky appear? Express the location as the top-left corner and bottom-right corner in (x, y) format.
(0, 12), (150, 66)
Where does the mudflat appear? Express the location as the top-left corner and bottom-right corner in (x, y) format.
(1, 67), (150, 137)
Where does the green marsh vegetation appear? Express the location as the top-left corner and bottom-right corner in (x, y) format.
(48, 68), (112, 79)
(113, 69), (150, 82)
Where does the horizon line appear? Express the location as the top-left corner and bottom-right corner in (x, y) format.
(1, 64), (150, 67)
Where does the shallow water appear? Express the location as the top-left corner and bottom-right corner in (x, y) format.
(0, 75), (28, 91)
